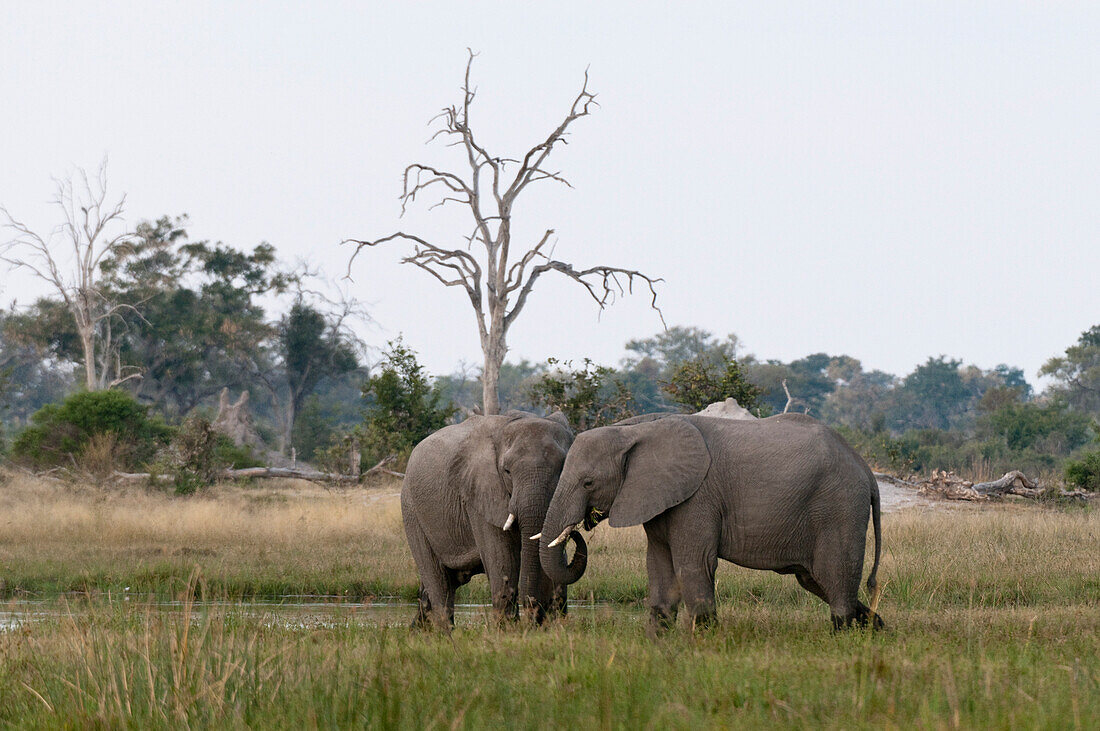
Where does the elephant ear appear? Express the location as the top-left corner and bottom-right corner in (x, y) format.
(452, 424), (511, 529)
(544, 410), (571, 430)
(609, 417), (710, 528)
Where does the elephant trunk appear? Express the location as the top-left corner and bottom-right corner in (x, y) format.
(538, 484), (589, 586)
(517, 512), (544, 614)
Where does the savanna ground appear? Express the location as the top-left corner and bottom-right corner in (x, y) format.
(0, 469), (1097, 728)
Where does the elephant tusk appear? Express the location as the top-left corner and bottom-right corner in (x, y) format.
(547, 523), (579, 548)
(529, 533), (541, 541)
(503, 513), (515, 531)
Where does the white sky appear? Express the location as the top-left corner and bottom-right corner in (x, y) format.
(2, 2), (1098, 385)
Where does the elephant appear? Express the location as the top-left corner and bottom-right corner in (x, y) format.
(537, 413), (883, 634)
(402, 410), (587, 630)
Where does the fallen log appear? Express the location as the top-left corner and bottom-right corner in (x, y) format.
(971, 470), (1042, 498)
(911, 469), (1094, 502)
(873, 472), (920, 488)
(112, 455), (404, 485)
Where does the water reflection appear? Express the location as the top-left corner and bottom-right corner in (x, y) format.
(1, 596), (628, 632)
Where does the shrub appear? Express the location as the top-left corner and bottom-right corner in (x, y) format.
(1064, 449), (1100, 491)
(663, 355), (764, 414)
(291, 395), (339, 463)
(10, 390), (172, 472)
(154, 416), (263, 494)
(527, 358), (635, 431)
(359, 339), (455, 467)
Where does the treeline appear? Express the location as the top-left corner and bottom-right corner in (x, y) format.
(2, 214), (1099, 491)
(0, 215), (366, 470)
(438, 326), (1100, 487)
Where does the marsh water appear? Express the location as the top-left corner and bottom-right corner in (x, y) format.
(0, 596), (630, 632)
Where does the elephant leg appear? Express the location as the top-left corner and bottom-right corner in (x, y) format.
(644, 534), (681, 637)
(670, 539), (717, 632)
(811, 533), (880, 630)
(404, 512), (453, 631)
(411, 583), (433, 629)
(793, 568), (829, 604)
(470, 523), (520, 624)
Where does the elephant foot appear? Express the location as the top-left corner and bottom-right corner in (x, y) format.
(490, 591), (519, 626)
(831, 602), (885, 631)
(646, 607), (678, 639)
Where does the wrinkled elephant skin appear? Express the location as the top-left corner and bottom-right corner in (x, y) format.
(540, 413), (883, 635)
(402, 411), (586, 631)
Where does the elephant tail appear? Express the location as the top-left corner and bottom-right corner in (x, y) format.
(867, 477), (882, 594)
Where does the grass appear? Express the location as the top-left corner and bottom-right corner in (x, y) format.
(0, 468), (1097, 727)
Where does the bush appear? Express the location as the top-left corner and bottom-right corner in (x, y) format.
(1064, 449), (1100, 491)
(153, 416), (263, 494)
(663, 355), (764, 414)
(527, 358), (635, 431)
(359, 339), (455, 467)
(10, 390), (172, 472)
(291, 395), (340, 463)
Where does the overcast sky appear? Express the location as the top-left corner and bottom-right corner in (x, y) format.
(2, 2), (1097, 386)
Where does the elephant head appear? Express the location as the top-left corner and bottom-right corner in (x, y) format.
(539, 416), (710, 586)
(453, 411), (587, 617)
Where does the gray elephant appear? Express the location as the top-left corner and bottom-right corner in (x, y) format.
(537, 413), (882, 634)
(402, 410), (587, 630)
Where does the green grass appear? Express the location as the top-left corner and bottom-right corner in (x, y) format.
(0, 470), (1097, 727)
(2, 593), (1096, 728)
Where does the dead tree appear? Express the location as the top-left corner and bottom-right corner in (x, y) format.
(0, 162), (141, 390)
(346, 52), (663, 414)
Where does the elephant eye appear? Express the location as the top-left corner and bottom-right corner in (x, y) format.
(502, 467), (511, 475)
(583, 478), (593, 488)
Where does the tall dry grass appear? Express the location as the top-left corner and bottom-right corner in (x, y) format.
(0, 469), (412, 598)
(0, 468), (1097, 726)
(2, 466), (1096, 613)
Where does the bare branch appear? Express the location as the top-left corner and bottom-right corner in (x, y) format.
(506, 259), (664, 329)
(504, 69), (598, 203)
(504, 229), (555, 293)
(344, 55), (662, 415)
(344, 233), (480, 279)
(1, 162), (139, 390)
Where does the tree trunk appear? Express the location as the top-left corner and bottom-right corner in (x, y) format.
(281, 398), (296, 457)
(79, 327), (97, 391)
(481, 328), (507, 415)
(481, 352), (501, 415)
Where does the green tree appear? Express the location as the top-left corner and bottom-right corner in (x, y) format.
(1064, 448), (1100, 491)
(976, 398), (1094, 455)
(623, 326), (741, 372)
(663, 355), (764, 414)
(819, 366), (897, 431)
(527, 358), (635, 431)
(894, 356), (970, 431)
(99, 215), (294, 416)
(277, 300), (359, 452)
(0, 305), (73, 426)
(1041, 325), (1100, 416)
(290, 369), (369, 462)
(620, 326), (742, 413)
(746, 353), (841, 415)
(359, 339), (455, 465)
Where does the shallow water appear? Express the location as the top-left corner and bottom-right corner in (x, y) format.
(0, 597), (628, 632)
